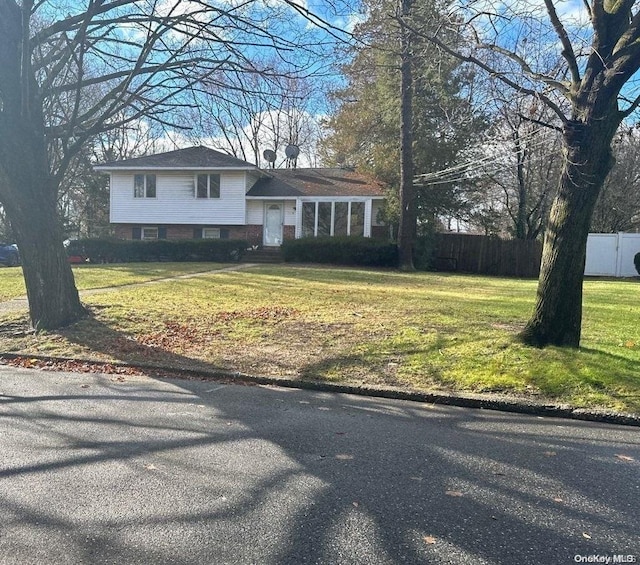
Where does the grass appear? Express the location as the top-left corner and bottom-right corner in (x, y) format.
(0, 264), (638, 415)
(0, 262), (230, 300)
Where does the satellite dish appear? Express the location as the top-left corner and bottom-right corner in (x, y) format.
(285, 144), (300, 159)
(263, 149), (277, 168)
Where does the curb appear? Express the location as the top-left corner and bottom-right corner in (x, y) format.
(1, 353), (638, 427)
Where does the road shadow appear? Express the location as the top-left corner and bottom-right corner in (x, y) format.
(1, 340), (638, 564)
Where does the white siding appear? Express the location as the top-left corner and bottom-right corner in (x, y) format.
(245, 199), (296, 226)
(246, 200), (263, 225)
(284, 201), (296, 226)
(110, 171), (247, 224)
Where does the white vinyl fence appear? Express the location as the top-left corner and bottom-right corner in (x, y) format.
(585, 233), (640, 277)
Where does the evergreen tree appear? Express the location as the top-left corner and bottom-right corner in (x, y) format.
(320, 0), (485, 232)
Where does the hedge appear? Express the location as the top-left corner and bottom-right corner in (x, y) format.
(66, 238), (247, 263)
(635, 252), (640, 276)
(281, 236), (398, 267)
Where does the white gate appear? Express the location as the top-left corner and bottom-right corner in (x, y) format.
(585, 233), (640, 277)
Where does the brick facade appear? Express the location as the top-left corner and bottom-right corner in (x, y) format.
(113, 224), (249, 241)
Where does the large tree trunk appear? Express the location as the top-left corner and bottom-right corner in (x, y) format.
(519, 119), (617, 348)
(10, 194), (86, 330)
(0, 141), (87, 330)
(0, 0), (86, 330)
(397, 0), (415, 271)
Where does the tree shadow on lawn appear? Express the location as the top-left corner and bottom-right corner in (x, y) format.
(527, 346), (640, 412)
(25, 318), (632, 561)
(58, 313), (640, 415)
(2, 359), (638, 564)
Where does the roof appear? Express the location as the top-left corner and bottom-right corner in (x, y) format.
(94, 146), (257, 170)
(247, 168), (386, 198)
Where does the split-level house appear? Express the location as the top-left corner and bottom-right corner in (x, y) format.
(95, 146), (387, 247)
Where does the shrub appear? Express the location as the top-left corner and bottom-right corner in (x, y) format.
(413, 230), (437, 271)
(66, 238), (247, 263)
(634, 252), (640, 275)
(281, 236), (398, 267)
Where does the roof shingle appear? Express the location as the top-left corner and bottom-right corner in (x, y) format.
(247, 168), (386, 198)
(95, 146), (256, 170)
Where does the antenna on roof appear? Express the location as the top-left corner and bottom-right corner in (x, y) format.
(263, 149), (277, 169)
(285, 144), (300, 169)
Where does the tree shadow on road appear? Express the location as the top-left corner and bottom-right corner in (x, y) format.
(1, 318), (638, 564)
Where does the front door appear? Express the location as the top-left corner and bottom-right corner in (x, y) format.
(263, 202), (284, 246)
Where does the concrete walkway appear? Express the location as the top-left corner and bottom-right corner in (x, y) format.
(0, 263), (259, 314)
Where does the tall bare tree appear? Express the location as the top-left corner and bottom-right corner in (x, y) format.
(591, 127), (640, 232)
(0, 0), (330, 330)
(193, 65), (323, 168)
(474, 95), (561, 240)
(421, 0), (640, 347)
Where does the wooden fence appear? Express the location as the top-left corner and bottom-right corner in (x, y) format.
(433, 233), (542, 278)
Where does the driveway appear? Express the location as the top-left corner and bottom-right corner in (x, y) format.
(0, 366), (638, 564)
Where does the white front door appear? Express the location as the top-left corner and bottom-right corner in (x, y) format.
(263, 202), (284, 246)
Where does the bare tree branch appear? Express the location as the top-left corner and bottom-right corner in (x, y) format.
(543, 0), (581, 87)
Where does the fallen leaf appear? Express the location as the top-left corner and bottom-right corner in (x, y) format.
(624, 341), (635, 348)
(582, 532), (592, 539)
(553, 497), (563, 503)
(615, 454), (634, 462)
(352, 501), (359, 508)
(144, 464), (157, 470)
(543, 451), (557, 457)
(445, 490), (464, 497)
(423, 536), (437, 545)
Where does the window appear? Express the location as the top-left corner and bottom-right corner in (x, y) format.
(141, 227), (158, 240)
(196, 174), (221, 198)
(202, 227), (221, 239)
(350, 202), (365, 236)
(317, 202), (332, 237)
(302, 202), (316, 238)
(134, 174), (156, 198)
(334, 202), (349, 236)
(300, 201), (368, 238)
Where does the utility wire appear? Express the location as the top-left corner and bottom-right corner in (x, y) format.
(415, 128), (555, 183)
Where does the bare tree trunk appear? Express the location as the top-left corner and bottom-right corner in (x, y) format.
(513, 129), (527, 240)
(0, 0), (85, 329)
(397, 0), (415, 271)
(0, 142), (86, 330)
(520, 120), (616, 347)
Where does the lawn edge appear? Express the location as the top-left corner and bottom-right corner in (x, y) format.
(2, 353), (638, 427)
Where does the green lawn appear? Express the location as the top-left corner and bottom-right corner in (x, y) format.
(0, 264), (638, 414)
(0, 262), (229, 301)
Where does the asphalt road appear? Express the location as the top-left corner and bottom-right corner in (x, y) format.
(0, 366), (638, 565)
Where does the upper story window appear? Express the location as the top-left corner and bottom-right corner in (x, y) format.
(196, 173), (221, 198)
(134, 174), (156, 198)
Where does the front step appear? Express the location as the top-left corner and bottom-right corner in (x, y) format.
(244, 248), (284, 264)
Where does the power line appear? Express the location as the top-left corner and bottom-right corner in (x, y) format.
(415, 138), (562, 187)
